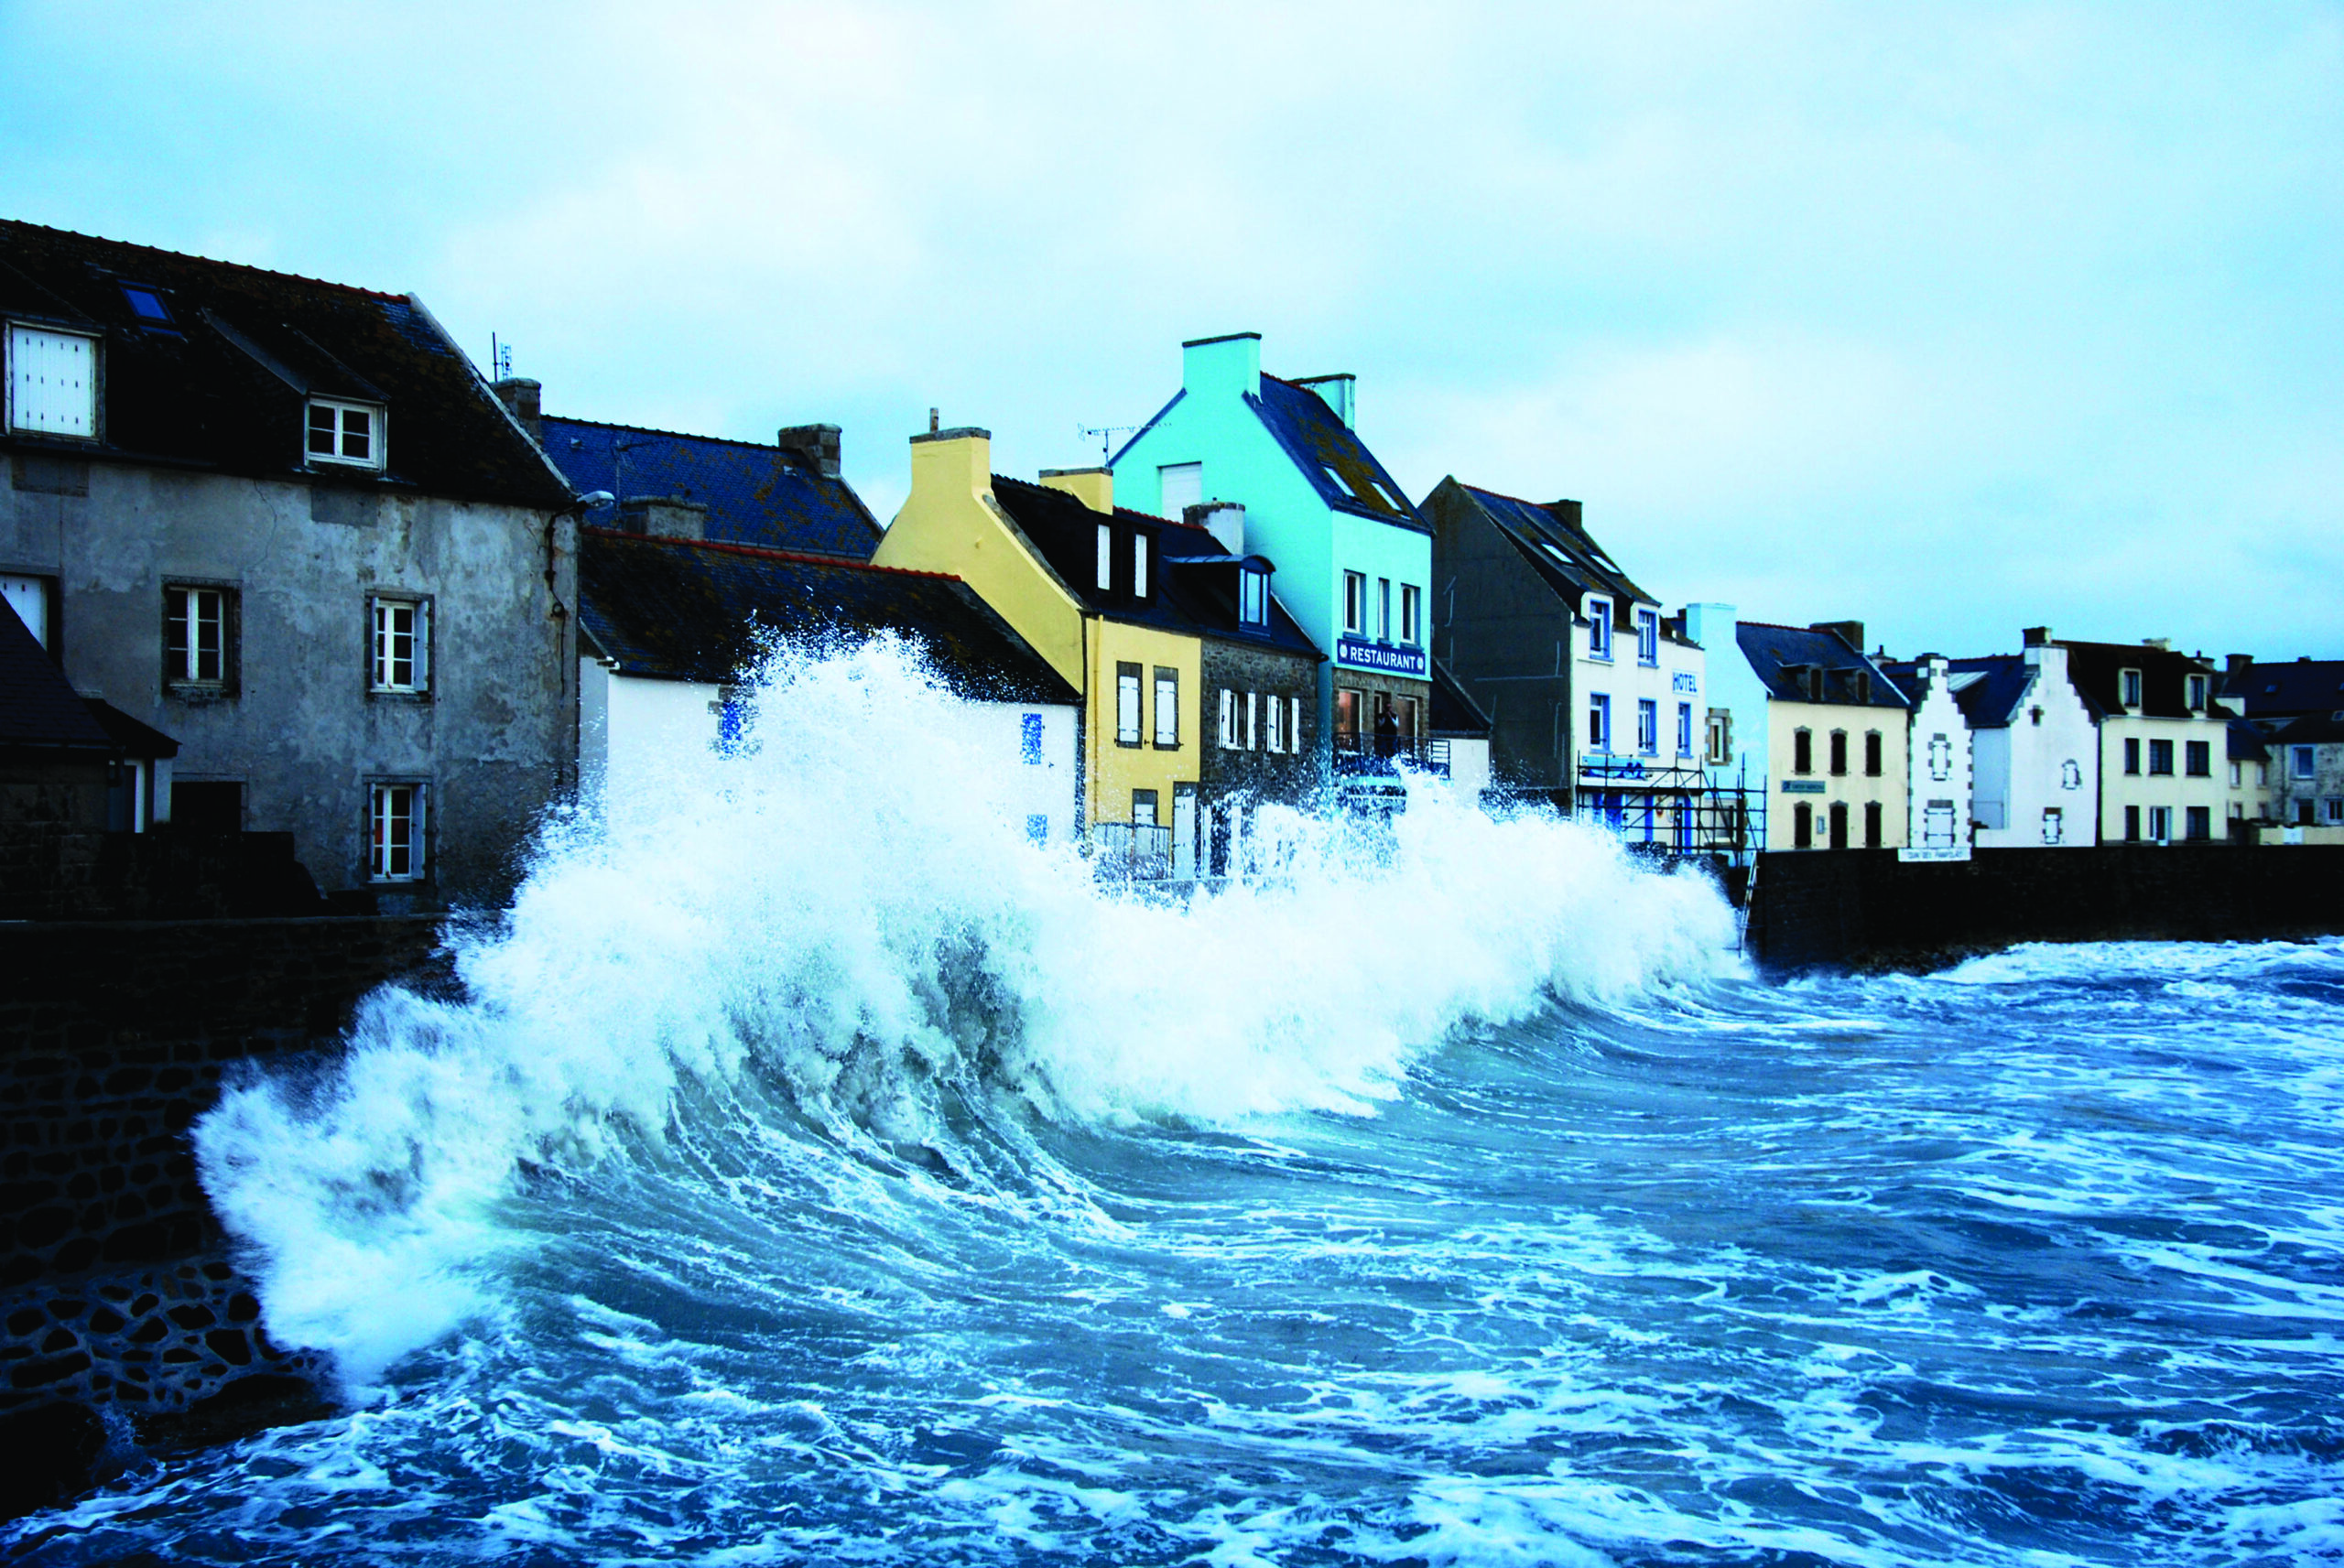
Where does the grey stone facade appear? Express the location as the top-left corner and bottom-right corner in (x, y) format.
(1199, 634), (1319, 806)
(1425, 481), (1575, 795)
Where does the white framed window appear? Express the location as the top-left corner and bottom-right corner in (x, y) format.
(1636, 608), (1659, 665)
(1637, 698), (1658, 755)
(2229, 760), (2241, 788)
(2187, 673), (2208, 710)
(165, 585), (230, 687)
(1342, 570), (1366, 634)
(370, 596), (429, 693)
(1400, 584), (1421, 645)
(1377, 578), (1392, 641)
(1245, 690), (1258, 751)
(1095, 523), (1112, 591)
(1239, 568), (1268, 628)
(308, 397), (385, 469)
(1116, 663), (1142, 746)
(1132, 532), (1150, 600)
(370, 782), (427, 881)
(2148, 805), (2172, 842)
(2294, 746), (2316, 780)
(1152, 666), (1178, 747)
(1589, 693), (1611, 752)
(7, 325), (97, 438)
(1587, 599), (1612, 660)
(1706, 710), (1731, 766)
(2120, 667), (2143, 708)
(1677, 701), (1694, 757)
(1219, 688), (1238, 750)
(2043, 806), (2064, 845)
(2327, 798), (2344, 826)
(1158, 462), (1201, 522)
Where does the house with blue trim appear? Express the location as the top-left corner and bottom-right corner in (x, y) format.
(1110, 334), (1432, 788)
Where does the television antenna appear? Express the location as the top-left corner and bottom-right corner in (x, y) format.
(1078, 421), (1135, 464)
(491, 333), (513, 380)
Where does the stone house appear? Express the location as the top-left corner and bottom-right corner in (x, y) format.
(1426, 479), (1708, 841)
(1156, 500), (1324, 871)
(0, 222), (580, 907)
(1109, 334), (1433, 783)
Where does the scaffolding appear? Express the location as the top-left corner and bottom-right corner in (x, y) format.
(1573, 757), (1764, 858)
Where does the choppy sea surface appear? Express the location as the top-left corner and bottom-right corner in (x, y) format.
(9, 644), (2342, 1567)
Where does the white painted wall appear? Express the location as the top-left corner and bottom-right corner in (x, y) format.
(581, 660), (1079, 846)
(1989, 644), (2099, 849)
(1901, 657), (1973, 860)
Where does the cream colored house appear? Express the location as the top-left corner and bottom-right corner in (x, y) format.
(2056, 639), (2232, 845)
(1734, 621), (1912, 849)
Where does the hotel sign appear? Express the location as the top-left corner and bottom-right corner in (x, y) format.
(1336, 636), (1426, 677)
(1781, 780), (1827, 795)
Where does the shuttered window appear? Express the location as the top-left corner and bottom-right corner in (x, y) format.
(8, 327), (96, 438)
(1116, 664), (1142, 746)
(370, 783), (427, 881)
(1219, 688), (1237, 750)
(165, 587), (229, 687)
(1153, 667), (1178, 747)
(371, 597), (429, 693)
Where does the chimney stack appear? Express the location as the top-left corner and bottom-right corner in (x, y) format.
(776, 423), (842, 480)
(1185, 501), (1246, 556)
(1293, 373), (1356, 428)
(618, 494), (707, 540)
(2224, 653), (2253, 676)
(1811, 621), (1865, 653)
(1039, 467), (1113, 513)
(492, 377), (542, 445)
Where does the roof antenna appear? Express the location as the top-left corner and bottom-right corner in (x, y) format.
(1079, 421), (1135, 463)
(491, 333), (512, 380)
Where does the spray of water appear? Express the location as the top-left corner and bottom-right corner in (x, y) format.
(194, 636), (1738, 1386)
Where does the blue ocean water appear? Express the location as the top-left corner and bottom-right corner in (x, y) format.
(9, 647), (2342, 1566)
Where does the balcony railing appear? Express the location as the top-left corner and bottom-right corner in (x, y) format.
(1331, 733), (1451, 778)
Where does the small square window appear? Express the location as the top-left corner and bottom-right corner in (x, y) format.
(308, 397), (385, 469)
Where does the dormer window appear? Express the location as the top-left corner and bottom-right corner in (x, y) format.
(1239, 566), (1268, 628)
(7, 325), (98, 439)
(308, 397), (384, 469)
(2187, 673), (2208, 710)
(1131, 531), (1149, 599)
(1588, 599), (1613, 660)
(1635, 607), (1659, 665)
(2121, 667), (2143, 708)
(1095, 523), (1112, 591)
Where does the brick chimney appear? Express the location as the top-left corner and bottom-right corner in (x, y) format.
(492, 377), (542, 445)
(619, 494), (707, 540)
(1039, 467), (1112, 513)
(776, 423), (841, 479)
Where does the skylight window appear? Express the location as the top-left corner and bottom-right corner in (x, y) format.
(120, 285), (172, 324)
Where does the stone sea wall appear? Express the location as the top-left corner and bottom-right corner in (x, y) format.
(0, 915), (446, 1444)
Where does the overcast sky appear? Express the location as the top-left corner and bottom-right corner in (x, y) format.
(5, 1), (2337, 660)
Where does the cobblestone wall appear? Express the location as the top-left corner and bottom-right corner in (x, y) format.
(0, 915), (446, 1423)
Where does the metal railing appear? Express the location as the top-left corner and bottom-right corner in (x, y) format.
(1331, 733), (1452, 778)
(1091, 822), (1174, 881)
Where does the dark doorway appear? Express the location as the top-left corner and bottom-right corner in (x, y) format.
(1828, 801), (1850, 849)
(172, 779), (244, 833)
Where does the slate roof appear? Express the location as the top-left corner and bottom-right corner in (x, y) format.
(542, 416), (880, 558)
(2056, 640), (2228, 720)
(1430, 660), (1493, 738)
(1248, 375), (1427, 532)
(2269, 711), (2344, 748)
(2220, 659), (2344, 720)
(987, 477), (1211, 636)
(2230, 716), (2272, 762)
(1156, 554), (1322, 661)
(578, 530), (1076, 706)
(0, 598), (113, 751)
(1452, 481), (1657, 611)
(0, 221), (571, 508)
(1735, 622), (1911, 710)
(1883, 654), (2039, 728)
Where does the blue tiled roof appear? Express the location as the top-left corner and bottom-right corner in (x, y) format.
(2222, 659), (2344, 719)
(1248, 376), (1427, 534)
(1884, 654), (2034, 728)
(0, 598), (113, 751)
(544, 416), (881, 558)
(1736, 622), (1910, 710)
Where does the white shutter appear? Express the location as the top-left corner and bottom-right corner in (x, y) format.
(10, 328), (96, 437)
(414, 600), (431, 691)
(1246, 691), (1258, 751)
(1219, 688), (1235, 749)
(1158, 462), (1201, 521)
(1, 575), (48, 647)
(1095, 523), (1112, 591)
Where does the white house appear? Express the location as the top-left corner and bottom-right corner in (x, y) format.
(1883, 656), (1974, 860)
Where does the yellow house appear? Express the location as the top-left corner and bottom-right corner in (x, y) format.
(872, 427), (1207, 871)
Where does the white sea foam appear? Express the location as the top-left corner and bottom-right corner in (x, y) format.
(194, 636), (1736, 1385)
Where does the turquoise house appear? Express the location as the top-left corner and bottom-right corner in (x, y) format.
(1112, 333), (1434, 777)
